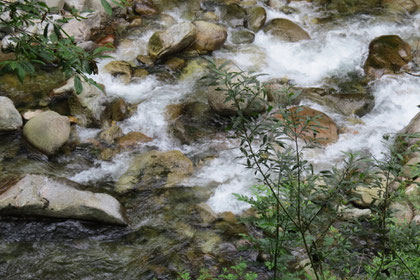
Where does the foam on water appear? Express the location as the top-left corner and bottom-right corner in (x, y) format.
(71, 6), (420, 213)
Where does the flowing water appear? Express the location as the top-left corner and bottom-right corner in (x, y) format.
(1, 1), (419, 279)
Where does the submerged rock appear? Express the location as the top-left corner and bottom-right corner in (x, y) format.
(0, 174), (126, 225)
(382, 0), (418, 14)
(148, 22), (196, 60)
(263, 18), (310, 42)
(0, 96), (22, 131)
(116, 150), (193, 193)
(190, 21), (227, 54)
(246, 6), (266, 32)
(117, 131), (153, 148)
(23, 111), (70, 155)
(364, 35), (412, 79)
(231, 30), (255, 44)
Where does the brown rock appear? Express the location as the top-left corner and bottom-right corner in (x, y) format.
(263, 18), (310, 42)
(190, 21), (227, 54)
(117, 131), (153, 148)
(275, 106), (339, 145)
(133, 0), (159, 15)
(364, 35), (412, 79)
(109, 98), (129, 121)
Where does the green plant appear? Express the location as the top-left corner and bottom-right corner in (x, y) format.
(178, 262), (258, 280)
(203, 59), (420, 280)
(0, 0), (126, 93)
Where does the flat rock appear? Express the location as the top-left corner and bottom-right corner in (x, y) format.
(0, 174), (127, 225)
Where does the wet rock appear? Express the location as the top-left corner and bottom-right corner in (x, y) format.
(215, 212), (248, 237)
(313, 0), (381, 16)
(246, 6), (266, 32)
(364, 35), (412, 79)
(52, 77), (107, 127)
(147, 22), (196, 60)
(231, 30), (255, 44)
(221, 3), (247, 27)
(129, 17), (143, 27)
(132, 68), (149, 79)
(22, 109), (44, 121)
(208, 64), (266, 117)
(117, 131), (153, 148)
(275, 106), (339, 145)
(108, 98), (130, 122)
(98, 122), (123, 145)
(382, 0), (417, 14)
(103, 60), (132, 84)
(23, 111), (70, 155)
(164, 57), (186, 71)
(0, 96), (22, 131)
(194, 202), (218, 224)
(189, 21), (227, 54)
(263, 18), (310, 42)
(133, 0), (159, 15)
(169, 102), (220, 144)
(136, 54), (154, 67)
(0, 174), (126, 225)
(116, 150), (193, 193)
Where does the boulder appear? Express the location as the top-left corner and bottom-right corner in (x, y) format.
(103, 60), (132, 84)
(275, 106), (339, 145)
(263, 18), (310, 42)
(246, 6), (266, 32)
(221, 3), (247, 27)
(52, 77), (107, 127)
(364, 35), (412, 79)
(62, 12), (102, 42)
(106, 98), (129, 121)
(398, 111), (420, 148)
(190, 21), (227, 54)
(147, 22), (196, 60)
(0, 96), (22, 131)
(23, 111), (70, 155)
(231, 30), (255, 44)
(0, 174), (126, 225)
(164, 57), (186, 71)
(116, 150), (193, 193)
(208, 64), (267, 117)
(352, 185), (384, 208)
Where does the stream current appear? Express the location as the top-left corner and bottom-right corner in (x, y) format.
(0, 1), (419, 279)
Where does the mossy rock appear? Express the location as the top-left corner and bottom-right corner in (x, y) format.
(116, 150), (193, 193)
(246, 6), (266, 32)
(364, 35), (412, 79)
(231, 30), (255, 44)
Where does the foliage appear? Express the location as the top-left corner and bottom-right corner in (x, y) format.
(178, 262), (258, 280)
(0, 0), (126, 93)
(201, 59), (420, 280)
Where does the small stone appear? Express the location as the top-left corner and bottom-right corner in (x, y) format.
(98, 122), (123, 145)
(103, 60), (132, 84)
(132, 68), (149, 78)
(109, 98), (129, 122)
(133, 0), (159, 15)
(136, 54), (154, 66)
(22, 109), (44, 120)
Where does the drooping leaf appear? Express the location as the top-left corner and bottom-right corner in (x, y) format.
(101, 0), (113, 15)
(74, 75), (83, 95)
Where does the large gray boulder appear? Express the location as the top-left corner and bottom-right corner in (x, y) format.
(53, 77), (107, 127)
(0, 96), (22, 131)
(62, 12), (102, 42)
(263, 18), (310, 42)
(23, 111), (70, 155)
(0, 174), (127, 225)
(147, 22), (196, 60)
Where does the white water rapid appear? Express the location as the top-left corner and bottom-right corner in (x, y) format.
(71, 2), (420, 214)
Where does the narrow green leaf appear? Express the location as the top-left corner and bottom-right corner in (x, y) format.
(101, 0), (113, 15)
(74, 75), (83, 95)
